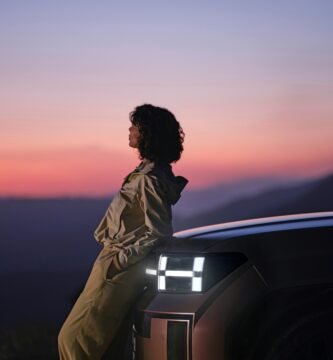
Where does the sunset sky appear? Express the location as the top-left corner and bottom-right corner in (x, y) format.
(1, 0), (333, 196)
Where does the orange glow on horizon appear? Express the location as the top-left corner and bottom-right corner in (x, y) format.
(1, 144), (332, 197)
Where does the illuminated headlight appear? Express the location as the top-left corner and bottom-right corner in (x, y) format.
(157, 255), (205, 292)
(145, 253), (247, 293)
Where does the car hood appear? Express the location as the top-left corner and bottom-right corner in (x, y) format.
(156, 236), (217, 254)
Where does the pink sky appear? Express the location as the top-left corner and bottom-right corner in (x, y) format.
(1, 1), (333, 196)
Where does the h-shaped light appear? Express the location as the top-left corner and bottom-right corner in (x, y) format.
(156, 255), (205, 292)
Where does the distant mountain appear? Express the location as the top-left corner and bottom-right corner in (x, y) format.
(173, 175), (307, 217)
(0, 198), (110, 272)
(0, 171), (332, 273)
(1, 171), (332, 329)
(176, 172), (333, 230)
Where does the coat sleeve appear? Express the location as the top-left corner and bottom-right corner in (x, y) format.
(113, 173), (173, 270)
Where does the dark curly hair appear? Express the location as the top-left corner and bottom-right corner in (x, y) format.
(129, 104), (185, 164)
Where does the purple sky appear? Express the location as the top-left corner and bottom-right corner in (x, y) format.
(1, 0), (333, 196)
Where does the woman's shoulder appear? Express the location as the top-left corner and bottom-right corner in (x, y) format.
(137, 160), (188, 203)
(121, 161), (157, 188)
(121, 159), (188, 205)
(121, 161), (168, 192)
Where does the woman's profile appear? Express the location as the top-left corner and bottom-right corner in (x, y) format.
(58, 103), (188, 359)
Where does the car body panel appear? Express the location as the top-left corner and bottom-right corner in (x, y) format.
(134, 212), (333, 360)
(174, 212), (333, 238)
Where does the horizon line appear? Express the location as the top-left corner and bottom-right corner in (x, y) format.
(1, 169), (332, 200)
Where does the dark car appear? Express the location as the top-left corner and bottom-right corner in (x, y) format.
(133, 211), (333, 360)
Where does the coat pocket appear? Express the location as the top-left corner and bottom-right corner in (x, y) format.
(99, 248), (122, 281)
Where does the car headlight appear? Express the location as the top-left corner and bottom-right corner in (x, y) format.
(145, 253), (247, 293)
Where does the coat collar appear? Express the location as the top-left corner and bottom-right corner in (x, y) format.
(136, 159), (155, 174)
(122, 159), (155, 186)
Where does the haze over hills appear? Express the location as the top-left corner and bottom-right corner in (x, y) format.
(174, 175), (309, 217)
(0, 170), (332, 328)
(175, 172), (333, 230)
(0, 171), (332, 274)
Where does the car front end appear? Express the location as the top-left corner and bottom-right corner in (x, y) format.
(134, 238), (267, 360)
(133, 212), (333, 360)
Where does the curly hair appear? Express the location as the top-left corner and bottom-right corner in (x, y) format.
(129, 104), (185, 164)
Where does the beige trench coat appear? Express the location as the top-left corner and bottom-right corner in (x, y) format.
(58, 159), (188, 359)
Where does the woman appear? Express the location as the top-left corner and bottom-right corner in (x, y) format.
(58, 104), (188, 359)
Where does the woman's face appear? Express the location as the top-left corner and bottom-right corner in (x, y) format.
(128, 124), (140, 148)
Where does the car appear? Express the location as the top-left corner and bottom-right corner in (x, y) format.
(133, 211), (333, 360)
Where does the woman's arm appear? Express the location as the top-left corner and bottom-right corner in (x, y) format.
(113, 173), (173, 270)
